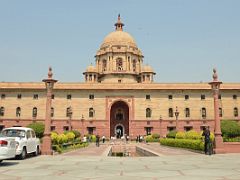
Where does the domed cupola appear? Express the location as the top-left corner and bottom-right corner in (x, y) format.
(83, 64), (98, 83)
(140, 65), (156, 83)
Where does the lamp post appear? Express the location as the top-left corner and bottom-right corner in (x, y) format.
(42, 67), (57, 155)
(209, 68), (225, 153)
(68, 106), (73, 131)
(175, 106), (180, 132)
(159, 115), (162, 137)
(81, 114), (85, 136)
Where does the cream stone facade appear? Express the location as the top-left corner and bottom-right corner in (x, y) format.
(0, 16), (240, 138)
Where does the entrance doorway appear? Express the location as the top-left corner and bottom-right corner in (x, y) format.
(110, 101), (129, 138)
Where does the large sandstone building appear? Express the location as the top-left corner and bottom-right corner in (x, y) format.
(0, 16), (240, 138)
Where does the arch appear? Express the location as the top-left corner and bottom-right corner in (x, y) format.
(89, 107), (95, 118)
(110, 101), (129, 138)
(16, 107), (21, 117)
(116, 58), (123, 71)
(32, 107), (37, 118)
(146, 108), (151, 118)
(0, 107), (5, 117)
(115, 123), (125, 138)
(234, 107), (238, 117)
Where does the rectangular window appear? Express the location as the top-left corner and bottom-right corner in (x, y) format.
(218, 94), (221, 99)
(1, 94), (6, 99)
(184, 126), (193, 132)
(145, 127), (152, 135)
(67, 94), (72, 100)
(201, 94), (205, 100)
(146, 95), (151, 100)
(233, 95), (237, 100)
(185, 95), (189, 100)
(33, 94), (38, 99)
(17, 94), (22, 99)
(89, 94), (94, 100)
(168, 95), (173, 100)
(51, 126), (56, 131)
(63, 126), (69, 131)
(167, 127), (176, 132)
(51, 94), (55, 99)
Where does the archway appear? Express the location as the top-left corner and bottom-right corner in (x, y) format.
(110, 101), (129, 138)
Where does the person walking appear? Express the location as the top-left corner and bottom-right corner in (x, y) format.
(96, 134), (100, 147)
(102, 135), (105, 144)
(202, 126), (211, 155)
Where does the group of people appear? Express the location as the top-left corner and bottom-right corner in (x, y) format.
(136, 135), (144, 143)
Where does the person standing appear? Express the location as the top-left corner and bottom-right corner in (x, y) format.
(96, 134), (100, 147)
(102, 135), (105, 144)
(202, 126), (211, 155)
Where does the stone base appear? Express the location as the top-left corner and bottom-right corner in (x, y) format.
(41, 135), (53, 155)
(214, 148), (226, 154)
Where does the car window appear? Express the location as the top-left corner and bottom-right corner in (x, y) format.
(1, 129), (26, 137)
(31, 130), (36, 138)
(26, 130), (31, 139)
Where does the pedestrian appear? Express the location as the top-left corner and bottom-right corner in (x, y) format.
(96, 134), (100, 147)
(202, 126), (211, 155)
(102, 135), (105, 144)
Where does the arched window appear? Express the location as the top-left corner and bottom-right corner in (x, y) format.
(51, 107), (54, 117)
(89, 108), (95, 118)
(102, 59), (107, 71)
(146, 108), (152, 118)
(234, 107), (238, 117)
(132, 60), (136, 72)
(219, 108), (223, 117)
(185, 108), (190, 118)
(168, 108), (173, 117)
(116, 108), (124, 120)
(16, 107), (21, 117)
(116, 58), (123, 71)
(32, 107), (37, 118)
(66, 107), (72, 117)
(201, 108), (207, 119)
(0, 107), (5, 117)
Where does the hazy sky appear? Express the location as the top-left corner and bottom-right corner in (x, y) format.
(0, 0), (239, 83)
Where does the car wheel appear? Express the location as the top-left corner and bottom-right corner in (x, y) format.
(0, 160), (2, 163)
(19, 147), (27, 160)
(34, 146), (40, 156)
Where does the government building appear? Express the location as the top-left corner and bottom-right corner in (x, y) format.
(0, 16), (240, 138)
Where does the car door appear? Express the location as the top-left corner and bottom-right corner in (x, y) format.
(26, 130), (34, 153)
(30, 130), (37, 152)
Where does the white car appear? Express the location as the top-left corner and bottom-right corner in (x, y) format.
(0, 134), (17, 163)
(1, 127), (40, 159)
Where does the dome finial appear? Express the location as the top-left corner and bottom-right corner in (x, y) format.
(114, 14), (124, 31)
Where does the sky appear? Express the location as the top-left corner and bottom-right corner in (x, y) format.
(0, 0), (239, 83)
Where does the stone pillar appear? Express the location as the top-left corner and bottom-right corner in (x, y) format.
(209, 68), (225, 154)
(175, 106), (179, 132)
(42, 67), (57, 155)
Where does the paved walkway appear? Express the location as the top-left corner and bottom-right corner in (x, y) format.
(1, 143), (240, 180)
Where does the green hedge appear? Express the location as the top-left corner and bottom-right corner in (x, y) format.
(27, 122), (45, 138)
(221, 120), (240, 138)
(166, 131), (177, 138)
(144, 134), (160, 142)
(160, 138), (204, 151)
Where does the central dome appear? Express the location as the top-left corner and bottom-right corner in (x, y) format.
(100, 31), (137, 48)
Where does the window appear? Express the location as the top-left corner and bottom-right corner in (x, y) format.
(0, 107), (5, 116)
(146, 95), (151, 100)
(185, 108), (190, 118)
(116, 58), (123, 71)
(67, 94), (72, 100)
(218, 94), (221, 99)
(17, 94), (22, 99)
(89, 94), (94, 100)
(145, 127), (152, 135)
(146, 108), (152, 118)
(66, 107), (72, 117)
(63, 126), (69, 131)
(184, 126), (193, 132)
(87, 127), (94, 135)
(33, 94), (38, 99)
(51, 107), (54, 117)
(102, 59), (107, 71)
(32, 107), (37, 118)
(233, 95), (237, 100)
(219, 108), (223, 117)
(201, 108), (207, 119)
(116, 108), (124, 120)
(185, 95), (189, 100)
(118, 79), (122, 83)
(201, 94), (205, 100)
(167, 127), (176, 132)
(1, 94), (6, 99)
(51, 126), (56, 131)
(168, 108), (173, 117)
(16, 107), (21, 117)
(89, 108), (95, 118)
(26, 131), (31, 139)
(168, 95), (173, 100)
(132, 60), (136, 72)
(51, 94), (55, 99)
(234, 107), (238, 117)
(31, 130), (36, 138)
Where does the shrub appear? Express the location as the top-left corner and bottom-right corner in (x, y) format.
(145, 135), (160, 142)
(160, 138), (204, 151)
(58, 133), (68, 144)
(91, 135), (96, 142)
(176, 132), (185, 139)
(66, 132), (75, 142)
(221, 120), (240, 138)
(51, 132), (59, 145)
(166, 131), (177, 139)
(152, 133), (160, 139)
(70, 130), (81, 138)
(185, 130), (202, 140)
(27, 122), (45, 138)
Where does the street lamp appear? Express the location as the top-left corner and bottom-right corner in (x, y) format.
(42, 67), (57, 155)
(68, 106), (73, 131)
(81, 114), (85, 136)
(175, 106), (180, 132)
(159, 115), (162, 137)
(209, 68), (224, 153)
